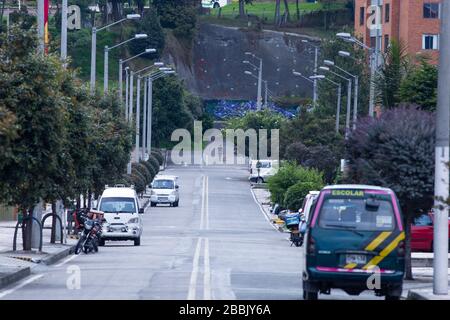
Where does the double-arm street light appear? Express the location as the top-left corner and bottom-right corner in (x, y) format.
(244, 52), (263, 110)
(301, 39), (320, 106)
(90, 13), (141, 93)
(324, 59), (359, 130)
(336, 32), (381, 117)
(104, 33), (148, 94)
(244, 70), (268, 108)
(119, 48), (158, 116)
(309, 75), (342, 133)
(320, 65), (352, 138)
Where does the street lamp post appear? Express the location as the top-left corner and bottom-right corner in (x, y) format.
(433, 0), (450, 296)
(320, 65), (352, 138)
(119, 49), (157, 107)
(244, 52), (263, 110)
(125, 67), (129, 120)
(244, 70), (269, 108)
(336, 32), (380, 118)
(90, 13), (141, 94)
(307, 73), (342, 133)
(302, 39), (320, 107)
(104, 33), (148, 94)
(324, 59), (359, 130)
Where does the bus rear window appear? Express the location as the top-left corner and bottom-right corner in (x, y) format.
(318, 197), (396, 231)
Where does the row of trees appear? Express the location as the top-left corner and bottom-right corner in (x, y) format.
(0, 26), (133, 250)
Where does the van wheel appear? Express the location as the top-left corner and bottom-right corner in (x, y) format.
(134, 237), (141, 246)
(213, 2), (220, 8)
(173, 201), (179, 207)
(150, 202), (156, 207)
(256, 177), (264, 184)
(98, 239), (105, 247)
(303, 290), (318, 300)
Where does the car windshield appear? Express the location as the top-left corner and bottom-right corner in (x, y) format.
(256, 162), (271, 168)
(318, 196), (396, 231)
(100, 197), (136, 213)
(152, 179), (174, 189)
(414, 214), (433, 226)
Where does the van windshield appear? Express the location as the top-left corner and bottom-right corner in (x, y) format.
(152, 180), (174, 189)
(318, 197), (396, 231)
(100, 197), (136, 214)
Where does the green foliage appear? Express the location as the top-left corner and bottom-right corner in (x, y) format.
(153, 0), (197, 40)
(346, 107), (435, 217)
(128, 7), (165, 59)
(141, 160), (156, 181)
(152, 76), (194, 146)
(267, 162), (324, 207)
(150, 150), (164, 166)
(399, 60), (438, 112)
(132, 162), (152, 185)
(147, 155), (160, 176)
(284, 181), (323, 211)
(375, 40), (411, 108)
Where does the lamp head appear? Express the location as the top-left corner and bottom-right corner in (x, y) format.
(134, 34), (148, 39)
(338, 51), (351, 58)
(292, 71), (302, 76)
(324, 60), (335, 66)
(320, 66), (330, 72)
(244, 71), (253, 75)
(126, 14), (141, 20)
(145, 48), (156, 53)
(153, 62), (164, 66)
(336, 32), (351, 39)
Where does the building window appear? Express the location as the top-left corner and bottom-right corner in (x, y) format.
(370, 37), (376, 48)
(384, 35), (390, 52)
(424, 3), (440, 19)
(360, 7), (365, 26)
(385, 3), (390, 23)
(422, 34), (439, 50)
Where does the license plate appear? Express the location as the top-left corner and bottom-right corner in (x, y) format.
(346, 254), (367, 265)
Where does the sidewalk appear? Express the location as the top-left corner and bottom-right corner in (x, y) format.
(251, 185), (450, 300)
(0, 218), (76, 289)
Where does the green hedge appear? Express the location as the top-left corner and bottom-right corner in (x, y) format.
(147, 155), (160, 176)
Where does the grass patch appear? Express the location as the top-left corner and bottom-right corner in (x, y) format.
(209, 1), (346, 23)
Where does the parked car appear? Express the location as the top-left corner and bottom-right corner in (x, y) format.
(202, 0), (230, 8)
(300, 191), (320, 221)
(249, 160), (279, 183)
(150, 175), (180, 207)
(97, 185), (144, 246)
(411, 211), (450, 252)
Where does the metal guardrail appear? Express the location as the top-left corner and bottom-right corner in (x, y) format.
(13, 216), (43, 252)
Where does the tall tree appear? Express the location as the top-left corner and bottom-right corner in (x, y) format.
(345, 107), (436, 280)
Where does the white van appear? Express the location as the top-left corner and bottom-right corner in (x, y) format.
(97, 185), (143, 246)
(300, 191), (320, 221)
(202, 0), (230, 8)
(150, 175), (180, 207)
(249, 160), (279, 183)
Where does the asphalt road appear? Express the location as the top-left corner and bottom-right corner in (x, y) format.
(0, 163), (385, 300)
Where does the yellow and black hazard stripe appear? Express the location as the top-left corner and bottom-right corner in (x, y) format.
(343, 231), (405, 270)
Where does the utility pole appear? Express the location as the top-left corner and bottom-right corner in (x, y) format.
(336, 84), (342, 134)
(313, 46), (318, 106)
(353, 76), (359, 130)
(125, 67), (129, 120)
(147, 78), (153, 153)
(257, 58), (263, 110)
(119, 59), (123, 103)
(61, 0), (68, 63)
(104, 46), (109, 94)
(135, 76), (141, 163)
(142, 77), (148, 160)
(345, 79), (352, 139)
(433, 0), (450, 296)
(129, 71), (134, 122)
(90, 27), (97, 93)
(37, 0), (45, 54)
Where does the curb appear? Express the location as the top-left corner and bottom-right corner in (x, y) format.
(41, 245), (75, 265)
(0, 266), (31, 289)
(411, 257), (450, 268)
(406, 290), (428, 300)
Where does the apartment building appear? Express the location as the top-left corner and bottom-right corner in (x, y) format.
(354, 0), (441, 63)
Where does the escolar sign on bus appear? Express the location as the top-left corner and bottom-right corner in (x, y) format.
(331, 190), (365, 197)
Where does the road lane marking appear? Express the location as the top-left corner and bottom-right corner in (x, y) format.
(187, 237), (203, 300)
(203, 238), (211, 300)
(0, 274), (43, 299)
(250, 187), (279, 232)
(200, 175), (209, 230)
(53, 254), (78, 268)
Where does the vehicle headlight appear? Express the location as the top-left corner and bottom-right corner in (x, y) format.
(151, 190), (156, 195)
(128, 218), (139, 224)
(171, 191), (177, 195)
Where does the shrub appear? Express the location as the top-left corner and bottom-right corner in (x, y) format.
(284, 181), (324, 211)
(130, 173), (146, 194)
(151, 150), (164, 166)
(147, 155), (160, 175)
(267, 162), (324, 206)
(132, 163), (152, 185)
(140, 160), (156, 182)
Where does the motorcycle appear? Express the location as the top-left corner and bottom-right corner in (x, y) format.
(74, 209), (104, 254)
